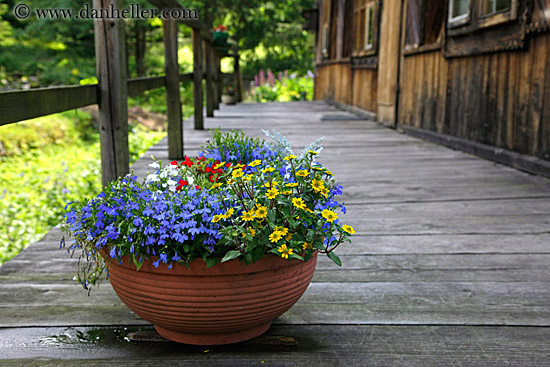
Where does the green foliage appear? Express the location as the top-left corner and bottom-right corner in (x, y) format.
(0, 110), (93, 157)
(251, 75), (314, 103)
(0, 113), (165, 265)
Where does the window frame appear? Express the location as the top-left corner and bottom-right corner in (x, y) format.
(477, 0), (518, 28)
(364, 2), (376, 50)
(352, 0), (378, 57)
(448, 0), (471, 28)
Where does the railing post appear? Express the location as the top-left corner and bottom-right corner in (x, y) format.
(93, 0), (129, 188)
(192, 29), (204, 130)
(216, 54), (223, 107)
(234, 47), (243, 103)
(163, 18), (183, 159)
(205, 41), (215, 117)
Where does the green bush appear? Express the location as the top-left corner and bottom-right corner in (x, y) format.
(250, 74), (314, 103)
(0, 114), (165, 265)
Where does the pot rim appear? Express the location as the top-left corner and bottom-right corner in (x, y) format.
(100, 248), (317, 276)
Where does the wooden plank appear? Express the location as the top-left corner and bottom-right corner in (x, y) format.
(127, 76), (165, 98)
(1, 324), (549, 365)
(163, 18), (183, 159)
(179, 72), (193, 82)
(0, 85), (98, 126)
(192, 28), (204, 130)
(93, 0), (129, 188)
(233, 47), (243, 103)
(0, 325), (549, 365)
(204, 41), (215, 117)
(1, 280), (550, 327)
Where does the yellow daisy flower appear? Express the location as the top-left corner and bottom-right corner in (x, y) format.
(302, 242), (313, 251)
(325, 170), (333, 176)
(213, 162), (226, 170)
(211, 214), (222, 223)
(241, 210), (255, 222)
(231, 169), (244, 178)
(277, 244), (293, 259)
(210, 182), (223, 190)
(242, 175), (252, 182)
(286, 182), (299, 188)
(282, 190), (292, 195)
(269, 231), (283, 243)
(321, 209), (338, 222)
(266, 187), (279, 199)
(255, 205), (268, 218)
(262, 167), (276, 173)
(275, 226), (289, 237)
(296, 170), (309, 177)
(291, 197), (307, 210)
(308, 150), (318, 155)
(342, 225), (355, 234)
(242, 227), (256, 238)
(249, 159), (262, 167)
(283, 155), (297, 161)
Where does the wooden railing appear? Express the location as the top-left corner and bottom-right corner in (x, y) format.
(0, 0), (243, 187)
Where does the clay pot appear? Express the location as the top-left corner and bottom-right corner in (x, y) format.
(221, 94), (238, 105)
(103, 252), (317, 345)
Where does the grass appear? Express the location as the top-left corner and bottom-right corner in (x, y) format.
(0, 112), (165, 265)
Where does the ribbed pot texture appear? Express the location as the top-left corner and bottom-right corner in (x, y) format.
(104, 252), (317, 345)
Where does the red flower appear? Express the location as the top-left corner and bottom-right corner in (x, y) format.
(225, 163), (231, 168)
(176, 179), (189, 191)
(181, 155), (193, 167)
(195, 185), (201, 191)
(205, 166), (213, 173)
(170, 160), (178, 166)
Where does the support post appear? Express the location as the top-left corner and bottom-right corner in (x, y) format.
(233, 47), (243, 103)
(205, 41), (215, 117)
(93, 0), (129, 188)
(192, 29), (204, 130)
(163, 18), (183, 159)
(216, 54), (223, 107)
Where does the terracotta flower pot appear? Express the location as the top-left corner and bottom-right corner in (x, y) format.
(103, 251), (317, 345)
(221, 94), (238, 105)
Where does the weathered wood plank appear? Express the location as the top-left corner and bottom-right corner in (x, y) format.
(127, 76), (165, 98)
(192, 28), (204, 130)
(204, 41), (215, 117)
(93, 0), (129, 187)
(163, 18), (183, 159)
(0, 85), (98, 126)
(0, 325), (549, 366)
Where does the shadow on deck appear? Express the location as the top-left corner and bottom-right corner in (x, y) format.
(1, 101), (550, 366)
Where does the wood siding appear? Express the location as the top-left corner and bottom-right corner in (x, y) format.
(315, 63), (377, 112)
(398, 31), (550, 160)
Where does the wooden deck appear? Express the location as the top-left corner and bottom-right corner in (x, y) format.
(1, 101), (550, 366)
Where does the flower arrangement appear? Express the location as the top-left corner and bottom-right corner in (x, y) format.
(61, 129), (353, 291)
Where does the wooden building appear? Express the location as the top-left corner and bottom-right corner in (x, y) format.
(310, 0), (550, 171)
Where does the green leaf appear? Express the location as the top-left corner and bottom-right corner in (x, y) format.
(206, 257), (221, 268)
(221, 250), (241, 263)
(327, 252), (342, 266)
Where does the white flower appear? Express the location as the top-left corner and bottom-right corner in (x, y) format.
(148, 162), (160, 169)
(146, 173), (159, 183)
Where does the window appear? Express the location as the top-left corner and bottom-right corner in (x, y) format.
(353, 0), (378, 56)
(405, 0), (445, 51)
(448, 0), (470, 27)
(364, 3), (375, 50)
(480, 0), (511, 16)
(322, 24), (329, 55)
(448, 0), (518, 31)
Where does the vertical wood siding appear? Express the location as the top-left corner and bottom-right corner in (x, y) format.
(315, 63), (377, 112)
(398, 32), (550, 160)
